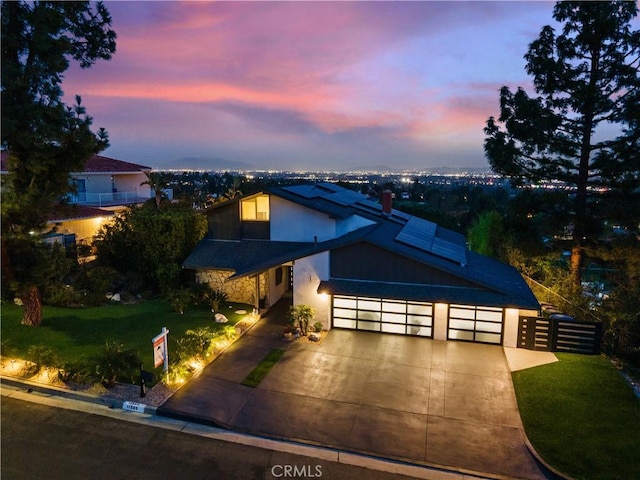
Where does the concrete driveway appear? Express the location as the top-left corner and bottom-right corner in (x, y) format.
(159, 311), (547, 479)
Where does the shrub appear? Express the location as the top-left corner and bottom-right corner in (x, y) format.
(26, 345), (59, 376)
(92, 341), (140, 388)
(156, 262), (182, 294)
(171, 336), (200, 365)
(184, 327), (216, 358)
(84, 266), (122, 294)
(221, 324), (237, 341)
(58, 359), (93, 384)
(314, 321), (323, 333)
(190, 282), (215, 306)
(289, 304), (316, 336)
(209, 290), (228, 313)
(169, 288), (194, 315)
(44, 284), (80, 307)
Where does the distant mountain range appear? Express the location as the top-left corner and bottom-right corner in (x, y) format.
(350, 164), (492, 174)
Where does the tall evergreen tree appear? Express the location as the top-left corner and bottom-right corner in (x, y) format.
(1, 1), (116, 325)
(484, 1), (640, 287)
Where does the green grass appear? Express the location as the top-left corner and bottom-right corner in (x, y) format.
(241, 349), (286, 387)
(1, 299), (251, 381)
(512, 353), (640, 480)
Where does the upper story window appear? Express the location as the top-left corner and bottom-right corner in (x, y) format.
(241, 194), (270, 221)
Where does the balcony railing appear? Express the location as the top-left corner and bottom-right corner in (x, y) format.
(70, 189), (173, 207)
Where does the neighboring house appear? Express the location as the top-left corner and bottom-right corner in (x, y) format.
(183, 182), (539, 347)
(0, 151), (172, 246)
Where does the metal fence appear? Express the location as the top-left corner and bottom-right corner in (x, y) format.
(518, 316), (603, 354)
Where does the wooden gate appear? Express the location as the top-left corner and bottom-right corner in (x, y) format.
(518, 317), (602, 354)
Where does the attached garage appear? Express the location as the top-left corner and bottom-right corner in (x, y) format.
(332, 295), (433, 337)
(447, 304), (504, 344)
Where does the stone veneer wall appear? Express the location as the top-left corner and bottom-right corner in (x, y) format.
(197, 269), (269, 306)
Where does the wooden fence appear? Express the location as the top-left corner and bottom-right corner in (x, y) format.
(518, 317), (602, 355)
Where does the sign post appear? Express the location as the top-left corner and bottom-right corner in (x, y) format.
(152, 327), (169, 383)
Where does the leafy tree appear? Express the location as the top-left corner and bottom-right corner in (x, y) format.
(593, 238), (640, 360)
(467, 210), (505, 258)
(95, 203), (207, 293)
(484, 1), (640, 287)
(1, 1), (116, 325)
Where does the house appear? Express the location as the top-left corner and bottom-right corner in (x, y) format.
(183, 182), (539, 347)
(1, 151), (172, 246)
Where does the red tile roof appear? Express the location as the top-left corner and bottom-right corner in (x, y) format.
(82, 155), (151, 173)
(0, 151), (151, 173)
(48, 204), (115, 222)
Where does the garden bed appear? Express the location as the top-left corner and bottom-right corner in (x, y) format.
(0, 298), (256, 401)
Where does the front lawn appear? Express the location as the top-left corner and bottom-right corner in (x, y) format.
(1, 299), (252, 383)
(512, 353), (640, 480)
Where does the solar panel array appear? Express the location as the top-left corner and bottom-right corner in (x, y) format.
(395, 216), (467, 265)
(282, 183), (468, 265)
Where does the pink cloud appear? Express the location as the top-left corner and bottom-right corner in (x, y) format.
(61, 2), (559, 169)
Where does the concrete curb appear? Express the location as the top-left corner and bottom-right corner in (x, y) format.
(0, 375), (158, 415)
(521, 433), (577, 480)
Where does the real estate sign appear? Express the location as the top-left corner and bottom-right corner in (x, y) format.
(152, 327), (169, 371)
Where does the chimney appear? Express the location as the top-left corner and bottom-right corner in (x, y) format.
(382, 190), (393, 215)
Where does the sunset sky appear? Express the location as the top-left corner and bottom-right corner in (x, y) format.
(62, 1), (567, 171)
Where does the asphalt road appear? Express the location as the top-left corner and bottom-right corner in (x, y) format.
(1, 396), (419, 480)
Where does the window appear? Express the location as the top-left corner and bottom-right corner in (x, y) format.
(241, 194), (270, 221)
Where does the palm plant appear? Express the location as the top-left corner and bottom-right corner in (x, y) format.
(141, 172), (169, 209)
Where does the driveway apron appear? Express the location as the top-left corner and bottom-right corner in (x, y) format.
(159, 307), (547, 480)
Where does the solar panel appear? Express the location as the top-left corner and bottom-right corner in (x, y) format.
(326, 189), (366, 206)
(395, 217), (436, 252)
(354, 199), (382, 214)
(316, 182), (342, 193)
(282, 185), (319, 198)
(395, 217), (467, 265)
(431, 236), (467, 265)
(391, 209), (412, 220)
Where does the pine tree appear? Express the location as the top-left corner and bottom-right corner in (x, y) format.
(484, 1), (640, 287)
(1, 1), (117, 325)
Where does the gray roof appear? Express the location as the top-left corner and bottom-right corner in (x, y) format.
(184, 182), (539, 310)
(276, 183), (468, 265)
(318, 279), (537, 309)
(183, 224), (378, 279)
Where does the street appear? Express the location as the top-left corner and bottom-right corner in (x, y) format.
(1, 396), (419, 480)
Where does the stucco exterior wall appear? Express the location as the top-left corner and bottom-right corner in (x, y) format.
(336, 214), (375, 237)
(293, 252), (331, 330)
(433, 303), (449, 341)
(270, 196), (336, 242)
(197, 269), (269, 307)
(53, 216), (114, 244)
(71, 172), (150, 199)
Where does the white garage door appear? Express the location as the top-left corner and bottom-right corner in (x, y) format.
(448, 304), (504, 344)
(332, 295), (433, 337)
